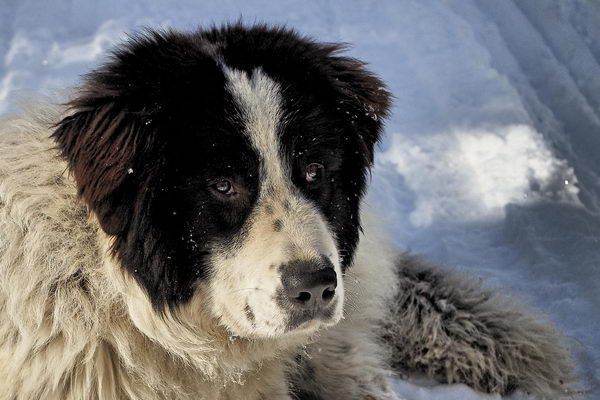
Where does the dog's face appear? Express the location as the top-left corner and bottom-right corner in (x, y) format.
(53, 25), (390, 338)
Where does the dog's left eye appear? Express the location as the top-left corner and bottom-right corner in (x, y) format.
(305, 163), (324, 183)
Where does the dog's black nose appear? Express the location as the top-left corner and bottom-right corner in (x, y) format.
(283, 266), (337, 308)
(281, 258), (337, 313)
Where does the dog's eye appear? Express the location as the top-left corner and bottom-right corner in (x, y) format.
(211, 180), (236, 195)
(305, 163), (324, 183)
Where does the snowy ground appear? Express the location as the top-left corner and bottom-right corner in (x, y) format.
(1, 0), (599, 399)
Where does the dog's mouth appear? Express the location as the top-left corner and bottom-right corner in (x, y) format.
(284, 296), (342, 332)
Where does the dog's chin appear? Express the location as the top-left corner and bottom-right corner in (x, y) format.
(289, 313), (343, 335)
(249, 320), (341, 341)
(223, 311), (344, 341)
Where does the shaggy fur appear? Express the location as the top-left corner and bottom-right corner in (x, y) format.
(0, 110), (395, 399)
(0, 25), (576, 400)
(382, 255), (575, 398)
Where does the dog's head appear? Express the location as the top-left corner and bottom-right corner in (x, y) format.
(53, 25), (390, 338)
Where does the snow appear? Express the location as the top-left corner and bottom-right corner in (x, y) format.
(1, 1), (599, 399)
(381, 124), (580, 227)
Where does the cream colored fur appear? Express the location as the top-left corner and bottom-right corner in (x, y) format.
(0, 107), (395, 399)
(0, 106), (576, 399)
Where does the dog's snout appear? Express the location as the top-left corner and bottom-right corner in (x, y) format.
(281, 258), (337, 313)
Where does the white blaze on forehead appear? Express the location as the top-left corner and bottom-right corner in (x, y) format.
(225, 67), (287, 192)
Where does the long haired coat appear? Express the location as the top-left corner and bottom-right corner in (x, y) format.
(0, 25), (574, 399)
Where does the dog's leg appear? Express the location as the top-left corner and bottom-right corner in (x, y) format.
(382, 254), (576, 398)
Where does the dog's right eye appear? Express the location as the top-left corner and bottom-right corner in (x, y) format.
(305, 163), (324, 184)
(211, 180), (236, 196)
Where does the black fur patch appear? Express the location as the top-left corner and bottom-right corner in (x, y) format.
(244, 303), (255, 324)
(52, 24), (391, 310)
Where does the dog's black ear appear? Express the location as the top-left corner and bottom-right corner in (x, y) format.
(51, 30), (189, 237)
(52, 101), (155, 236)
(326, 47), (392, 165)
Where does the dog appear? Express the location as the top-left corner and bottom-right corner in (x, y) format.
(0, 24), (575, 399)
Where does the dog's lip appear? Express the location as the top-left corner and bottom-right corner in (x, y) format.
(289, 312), (342, 334)
(285, 297), (341, 332)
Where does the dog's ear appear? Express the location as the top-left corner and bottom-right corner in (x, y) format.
(51, 30), (186, 237)
(326, 47), (392, 166)
(52, 101), (155, 236)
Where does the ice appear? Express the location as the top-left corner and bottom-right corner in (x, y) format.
(1, 0), (599, 399)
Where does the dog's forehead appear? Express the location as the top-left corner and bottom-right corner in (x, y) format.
(225, 68), (281, 155)
(224, 67), (289, 190)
